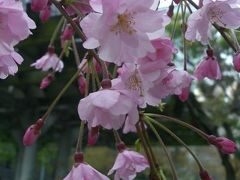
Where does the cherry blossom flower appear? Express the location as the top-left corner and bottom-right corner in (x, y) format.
(78, 80), (139, 133)
(194, 49), (221, 80)
(108, 143), (149, 180)
(185, 0), (240, 45)
(208, 135), (237, 154)
(31, 47), (64, 72)
(0, 42), (23, 79)
(80, 0), (170, 64)
(0, 0), (36, 46)
(23, 119), (44, 146)
(64, 152), (109, 180)
(233, 52), (240, 72)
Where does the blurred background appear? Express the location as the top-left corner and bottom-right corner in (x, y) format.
(0, 1), (240, 180)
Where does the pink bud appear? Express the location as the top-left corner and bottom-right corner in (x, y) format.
(167, 4), (174, 18)
(87, 126), (100, 145)
(61, 25), (74, 42)
(39, 6), (51, 23)
(208, 135), (237, 154)
(178, 87), (190, 102)
(31, 0), (48, 12)
(199, 169), (212, 180)
(233, 52), (240, 72)
(40, 74), (54, 89)
(23, 119), (44, 146)
(93, 59), (102, 73)
(78, 74), (87, 95)
(173, 0), (181, 4)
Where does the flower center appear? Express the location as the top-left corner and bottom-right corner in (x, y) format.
(207, 7), (226, 26)
(125, 69), (144, 96)
(110, 11), (136, 35)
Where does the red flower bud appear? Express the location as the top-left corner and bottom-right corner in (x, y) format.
(233, 52), (240, 72)
(40, 74), (54, 89)
(23, 119), (44, 146)
(61, 25), (74, 42)
(88, 126), (100, 145)
(208, 135), (237, 154)
(31, 0), (48, 12)
(167, 4), (174, 18)
(78, 74), (87, 95)
(199, 169), (212, 180)
(39, 6), (51, 23)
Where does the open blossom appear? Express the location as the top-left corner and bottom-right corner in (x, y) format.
(108, 144), (149, 180)
(31, 47), (64, 72)
(0, 0), (36, 46)
(80, 0), (170, 64)
(0, 43), (23, 79)
(78, 84), (139, 133)
(185, 0), (240, 45)
(148, 68), (194, 100)
(194, 49), (221, 80)
(64, 152), (109, 180)
(208, 135), (237, 154)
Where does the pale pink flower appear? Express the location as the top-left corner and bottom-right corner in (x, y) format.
(80, 0), (170, 64)
(78, 87), (139, 133)
(208, 135), (237, 154)
(148, 68), (194, 100)
(40, 6), (51, 23)
(64, 153), (109, 180)
(0, 0), (36, 45)
(194, 49), (221, 80)
(108, 149), (149, 180)
(185, 0), (240, 45)
(31, 47), (64, 72)
(31, 0), (48, 12)
(23, 119), (44, 146)
(233, 52), (240, 72)
(0, 43), (23, 79)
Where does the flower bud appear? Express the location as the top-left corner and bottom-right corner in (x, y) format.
(31, 0), (48, 12)
(40, 74), (54, 89)
(208, 135), (237, 154)
(233, 52), (240, 72)
(167, 4), (174, 18)
(39, 6), (51, 23)
(61, 25), (74, 42)
(199, 169), (212, 180)
(88, 126), (100, 145)
(78, 74), (87, 95)
(23, 118), (44, 146)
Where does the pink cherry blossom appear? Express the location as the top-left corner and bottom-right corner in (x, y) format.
(23, 119), (44, 146)
(208, 135), (237, 154)
(233, 52), (240, 72)
(78, 87), (139, 133)
(0, 0), (36, 46)
(148, 68), (194, 100)
(0, 42), (23, 79)
(108, 149), (149, 180)
(194, 49), (221, 80)
(31, 0), (48, 12)
(185, 0), (240, 45)
(80, 0), (170, 64)
(31, 47), (64, 72)
(64, 152), (109, 180)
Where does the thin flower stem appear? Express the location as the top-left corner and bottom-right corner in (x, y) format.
(51, 0), (109, 79)
(186, 0), (237, 52)
(145, 117), (204, 170)
(72, 36), (81, 67)
(49, 17), (64, 46)
(230, 29), (240, 51)
(75, 121), (85, 152)
(145, 118), (178, 180)
(171, 4), (181, 40)
(113, 130), (122, 144)
(42, 62), (86, 120)
(144, 113), (208, 139)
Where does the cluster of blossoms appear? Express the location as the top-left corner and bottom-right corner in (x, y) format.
(1, 0), (238, 179)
